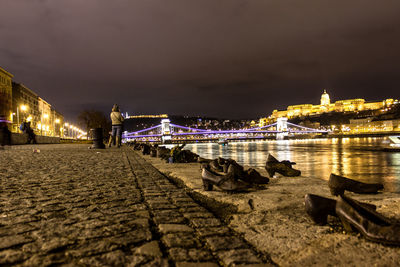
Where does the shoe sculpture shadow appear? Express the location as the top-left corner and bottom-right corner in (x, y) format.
(265, 154), (301, 177)
(328, 173), (384, 196)
(201, 165), (250, 192)
(336, 195), (400, 246)
(304, 194), (376, 225)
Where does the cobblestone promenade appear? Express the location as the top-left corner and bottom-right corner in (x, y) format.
(0, 144), (274, 266)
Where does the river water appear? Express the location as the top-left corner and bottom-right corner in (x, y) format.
(183, 137), (400, 193)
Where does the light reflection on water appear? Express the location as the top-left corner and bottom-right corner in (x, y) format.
(185, 137), (400, 193)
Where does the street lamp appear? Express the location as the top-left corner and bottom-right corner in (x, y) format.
(43, 114), (49, 136)
(20, 105), (27, 124)
(70, 125), (73, 139)
(11, 113), (16, 131)
(17, 104), (28, 130)
(64, 123), (69, 138)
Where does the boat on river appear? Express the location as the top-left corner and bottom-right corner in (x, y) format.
(352, 136), (400, 152)
(382, 136), (400, 152)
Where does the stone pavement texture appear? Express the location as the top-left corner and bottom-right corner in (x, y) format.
(0, 144), (273, 266)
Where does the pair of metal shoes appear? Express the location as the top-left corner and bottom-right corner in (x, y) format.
(265, 154), (301, 177)
(305, 193), (400, 246)
(305, 174), (393, 245)
(328, 173), (384, 196)
(150, 147), (157, 157)
(212, 157), (270, 185)
(142, 144), (151, 155)
(198, 157), (239, 171)
(199, 157), (269, 192)
(201, 164), (251, 192)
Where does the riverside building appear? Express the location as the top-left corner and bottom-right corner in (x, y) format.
(0, 66), (14, 122)
(259, 90), (398, 126)
(11, 82), (40, 132)
(1, 64), (87, 139)
(12, 82), (64, 136)
(0, 64), (65, 137)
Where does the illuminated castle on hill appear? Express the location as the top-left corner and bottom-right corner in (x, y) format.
(259, 90), (398, 126)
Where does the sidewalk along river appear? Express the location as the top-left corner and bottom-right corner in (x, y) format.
(179, 137), (400, 193)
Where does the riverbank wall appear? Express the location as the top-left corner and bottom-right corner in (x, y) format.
(0, 132), (60, 145)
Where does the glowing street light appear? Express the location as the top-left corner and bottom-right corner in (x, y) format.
(20, 105), (27, 112)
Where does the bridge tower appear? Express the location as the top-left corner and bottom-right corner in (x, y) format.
(276, 117), (288, 140)
(161, 119), (172, 143)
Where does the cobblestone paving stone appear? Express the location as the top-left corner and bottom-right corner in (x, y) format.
(0, 144), (274, 266)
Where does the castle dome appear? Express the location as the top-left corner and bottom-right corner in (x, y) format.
(321, 89), (330, 106)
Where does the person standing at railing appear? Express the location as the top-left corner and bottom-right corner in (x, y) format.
(108, 104), (124, 148)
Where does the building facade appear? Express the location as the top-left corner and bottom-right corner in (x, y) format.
(38, 97), (52, 136)
(12, 82), (40, 132)
(259, 90), (398, 126)
(11, 82), (64, 136)
(53, 109), (64, 137)
(0, 66), (14, 122)
(2, 65), (67, 137)
(340, 118), (400, 134)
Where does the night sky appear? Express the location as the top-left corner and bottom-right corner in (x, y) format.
(1, 0), (400, 121)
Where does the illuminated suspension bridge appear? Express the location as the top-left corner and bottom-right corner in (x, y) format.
(123, 118), (328, 143)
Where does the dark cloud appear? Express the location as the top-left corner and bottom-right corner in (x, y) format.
(1, 0), (400, 120)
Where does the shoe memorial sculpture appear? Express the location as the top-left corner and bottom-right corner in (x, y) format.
(142, 144), (151, 155)
(157, 146), (171, 161)
(150, 146), (157, 157)
(219, 158), (245, 174)
(265, 154), (301, 177)
(336, 195), (400, 246)
(132, 143), (143, 151)
(169, 144), (199, 163)
(209, 159), (224, 172)
(305, 171), (398, 246)
(305, 194), (400, 245)
(218, 157), (269, 185)
(201, 165), (251, 192)
(200, 157), (269, 190)
(328, 173), (384, 196)
(304, 194), (376, 225)
(244, 168), (270, 185)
